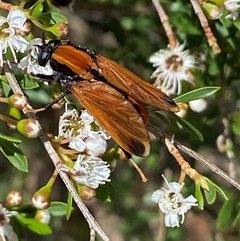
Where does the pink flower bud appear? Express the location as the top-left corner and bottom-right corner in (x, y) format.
(17, 119), (40, 138)
(78, 185), (96, 201)
(57, 22), (68, 37)
(32, 193), (50, 209)
(6, 191), (23, 206)
(9, 93), (28, 110)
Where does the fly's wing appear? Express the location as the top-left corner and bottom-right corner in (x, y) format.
(69, 81), (150, 157)
(96, 55), (179, 112)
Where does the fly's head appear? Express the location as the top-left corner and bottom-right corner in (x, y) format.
(37, 39), (62, 67)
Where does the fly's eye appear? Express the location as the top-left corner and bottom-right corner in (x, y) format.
(38, 50), (51, 66)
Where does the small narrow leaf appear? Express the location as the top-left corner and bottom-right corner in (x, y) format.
(173, 114), (204, 141)
(174, 87), (220, 103)
(16, 215), (52, 235)
(205, 178), (228, 200)
(0, 139), (28, 172)
(31, 3), (44, 18)
(0, 133), (22, 143)
(204, 185), (216, 204)
(0, 80), (11, 97)
(49, 202), (72, 216)
(20, 75), (40, 89)
(153, 112), (172, 126)
(50, 13), (68, 23)
(195, 182), (204, 210)
(217, 194), (237, 230)
(66, 192), (73, 220)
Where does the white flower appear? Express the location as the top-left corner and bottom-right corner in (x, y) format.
(225, 0), (240, 19)
(0, 9), (28, 66)
(18, 38), (53, 75)
(69, 135), (108, 156)
(57, 105), (110, 156)
(57, 107), (93, 139)
(72, 154), (111, 189)
(151, 175), (198, 227)
(0, 204), (18, 241)
(189, 99), (207, 113)
(149, 44), (196, 95)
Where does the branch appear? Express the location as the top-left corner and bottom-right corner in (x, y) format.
(3, 60), (110, 241)
(189, 0), (221, 54)
(147, 124), (240, 191)
(151, 0), (177, 48)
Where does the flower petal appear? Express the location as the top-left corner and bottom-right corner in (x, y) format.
(7, 9), (27, 28)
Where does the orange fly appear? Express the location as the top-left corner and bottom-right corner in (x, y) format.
(37, 39), (179, 157)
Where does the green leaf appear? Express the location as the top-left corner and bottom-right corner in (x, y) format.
(195, 182), (204, 210)
(0, 133), (22, 143)
(233, 202), (240, 226)
(16, 214), (52, 235)
(48, 202), (72, 216)
(233, 20), (240, 31)
(31, 2), (43, 18)
(173, 114), (204, 141)
(153, 112), (172, 126)
(50, 13), (68, 24)
(204, 185), (216, 204)
(0, 79), (11, 97)
(38, 13), (68, 26)
(205, 178), (228, 200)
(217, 194), (237, 230)
(174, 87), (221, 103)
(66, 192), (73, 220)
(96, 183), (114, 202)
(20, 75), (40, 89)
(8, 106), (21, 120)
(0, 139), (28, 172)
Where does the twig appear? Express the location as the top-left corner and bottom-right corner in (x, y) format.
(3, 60), (110, 241)
(189, 0), (221, 54)
(165, 138), (209, 189)
(151, 0), (177, 48)
(0, 0), (14, 11)
(147, 124), (240, 191)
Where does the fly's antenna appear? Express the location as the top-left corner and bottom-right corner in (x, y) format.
(42, 32), (46, 46)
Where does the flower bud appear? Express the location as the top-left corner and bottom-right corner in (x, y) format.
(32, 175), (56, 209)
(17, 119), (40, 138)
(8, 93), (28, 110)
(34, 209), (51, 224)
(56, 22), (68, 37)
(78, 185), (96, 201)
(32, 192), (51, 210)
(202, 2), (223, 19)
(5, 191), (23, 206)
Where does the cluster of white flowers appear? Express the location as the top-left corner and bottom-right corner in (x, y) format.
(57, 105), (111, 189)
(151, 175), (198, 227)
(0, 9), (28, 66)
(149, 44), (196, 96)
(0, 204), (18, 241)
